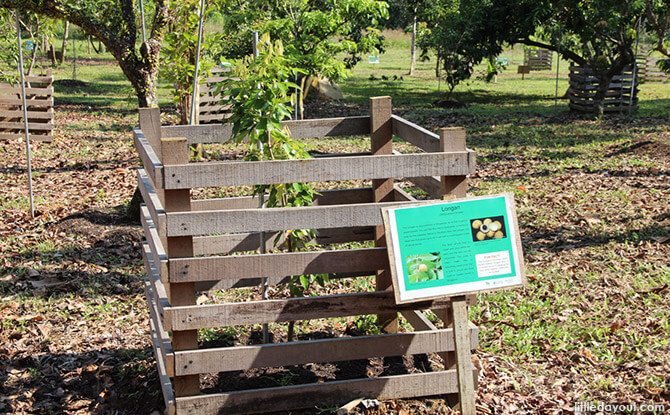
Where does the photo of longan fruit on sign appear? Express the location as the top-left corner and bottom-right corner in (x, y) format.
(477, 231), (485, 241)
(472, 219), (482, 229)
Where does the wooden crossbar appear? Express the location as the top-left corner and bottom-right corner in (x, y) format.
(174, 327), (478, 376)
(164, 291), (474, 331)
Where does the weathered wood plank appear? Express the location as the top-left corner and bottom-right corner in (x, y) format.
(146, 285), (176, 415)
(141, 243), (169, 319)
(165, 291), (474, 331)
(137, 169), (166, 236)
(162, 151), (473, 189)
(191, 187), (373, 212)
(141, 205), (168, 280)
(175, 327), (478, 376)
(169, 247), (388, 283)
(0, 133), (53, 141)
(0, 86), (54, 95)
(452, 296), (477, 415)
(0, 121), (53, 130)
(175, 370), (474, 415)
(0, 109), (53, 119)
(400, 310), (437, 331)
(23, 74), (54, 83)
(165, 200), (416, 236)
(282, 116), (370, 139)
(0, 97), (54, 107)
(162, 116), (370, 144)
(191, 225), (374, 256)
(391, 115), (440, 152)
(133, 128), (164, 189)
(144, 279), (174, 378)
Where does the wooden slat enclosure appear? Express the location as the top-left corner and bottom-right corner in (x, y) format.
(523, 48), (553, 71)
(198, 66), (235, 124)
(135, 99), (479, 414)
(0, 70), (54, 142)
(636, 54), (670, 83)
(568, 65), (639, 113)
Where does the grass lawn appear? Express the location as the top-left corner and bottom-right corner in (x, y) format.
(0, 30), (668, 414)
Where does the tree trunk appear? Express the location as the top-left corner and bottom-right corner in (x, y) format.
(408, 14), (417, 76)
(593, 74), (612, 118)
(59, 20), (68, 64)
(435, 54), (441, 78)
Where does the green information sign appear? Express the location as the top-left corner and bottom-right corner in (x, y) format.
(382, 193), (525, 303)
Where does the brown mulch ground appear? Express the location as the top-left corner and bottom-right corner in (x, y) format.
(1, 96), (668, 414)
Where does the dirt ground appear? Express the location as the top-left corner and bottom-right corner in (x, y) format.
(1, 96), (668, 414)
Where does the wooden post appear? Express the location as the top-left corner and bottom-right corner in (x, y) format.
(139, 107), (163, 154)
(370, 96), (397, 333)
(162, 137), (200, 396)
(451, 295), (476, 415)
(439, 127), (467, 199)
(434, 127), (473, 410)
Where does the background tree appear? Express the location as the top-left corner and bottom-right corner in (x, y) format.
(0, 0), (172, 107)
(220, 0), (389, 118)
(417, 0), (504, 98)
(161, 0), (225, 124)
(644, 0), (670, 71)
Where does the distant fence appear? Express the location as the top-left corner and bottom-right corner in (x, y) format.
(636, 51), (669, 83)
(135, 97), (480, 414)
(198, 66), (234, 124)
(568, 65), (638, 113)
(0, 70), (54, 141)
(524, 48), (552, 71)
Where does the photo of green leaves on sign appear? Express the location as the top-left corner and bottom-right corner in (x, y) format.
(405, 252), (444, 284)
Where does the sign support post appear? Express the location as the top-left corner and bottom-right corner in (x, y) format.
(438, 127), (475, 414)
(451, 295), (476, 415)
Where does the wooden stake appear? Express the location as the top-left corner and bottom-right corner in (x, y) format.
(451, 295), (476, 415)
(370, 96), (397, 333)
(162, 137), (199, 396)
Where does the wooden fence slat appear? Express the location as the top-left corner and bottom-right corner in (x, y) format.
(391, 115), (440, 152)
(141, 206), (168, 280)
(146, 285), (177, 415)
(0, 133), (52, 141)
(137, 168), (166, 236)
(0, 97), (53, 107)
(161, 116), (371, 144)
(165, 200), (417, 236)
(0, 86), (54, 95)
(133, 128), (163, 189)
(141, 243), (169, 319)
(0, 109), (53, 119)
(162, 151), (473, 189)
(164, 291), (474, 330)
(191, 224), (374, 256)
(191, 187), (373, 212)
(175, 370), (474, 415)
(23, 74), (54, 83)
(0, 121), (53, 130)
(175, 327), (478, 376)
(144, 280), (174, 378)
(169, 247), (388, 283)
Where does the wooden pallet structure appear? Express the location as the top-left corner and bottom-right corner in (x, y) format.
(198, 66), (234, 124)
(636, 50), (669, 83)
(0, 69), (54, 142)
(135, 96), (480, 414)
(523, 48), (553, 71)
(568, 65), (639, 113)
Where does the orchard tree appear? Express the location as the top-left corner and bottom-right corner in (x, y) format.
(0, 0), (171, 107)
(417, 0), (503, 98)
(220, 0), (388, 117)
(644, 0), (670, 71)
